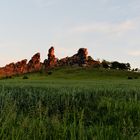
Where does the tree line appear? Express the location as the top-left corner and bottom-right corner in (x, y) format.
(101, 60), (131, 70)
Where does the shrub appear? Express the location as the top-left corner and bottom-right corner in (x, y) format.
(23, 75), (29, 79)
(134, 76), (138, 79)
(128, 76), (133, 80)
(48, 71), (52, 75)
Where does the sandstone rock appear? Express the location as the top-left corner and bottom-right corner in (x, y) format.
(77, 48), (88, 65)
(0, 59), (28, 77)
(4, 63), (15, 76)
(0, 68), (5, 76)
(28, 53), (41, 72)
(15, 59), (27, 74)
(0, 47), (98, 77)
(45, 47), (57, 68)
(58, 57), (69, 66)
(58, 48), (88, 66)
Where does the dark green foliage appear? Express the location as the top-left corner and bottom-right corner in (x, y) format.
(0, 76), (12, 81)
(128, 76), (133, 80)
(48, 71), (52, 75)
(127, 76), (139, 80)
(134, 76), (138, 79)
(22, 75), (29, 79)
(102, 60), (110, 68)
(101, 60), (131, 70)
(111, 61), (131, 70)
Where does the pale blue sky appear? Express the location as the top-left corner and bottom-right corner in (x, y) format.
(0, 0), (140, 68)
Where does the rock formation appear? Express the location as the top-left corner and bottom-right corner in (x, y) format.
(15, 59), (28, 74)
(0, 46), (100, 78)
(0, 59), (28, 77)
(44, 47), (57, 68)
(72, 48), (88, 66)
(27, 53), (41, 72)
(58, 48), (88, 66)
(77, 48), (88, 65)
(4, 63), (15, 76)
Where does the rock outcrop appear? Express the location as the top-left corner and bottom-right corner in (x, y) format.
(27, 53), (41, 72)
(77, 48), (88, 65)
(44, 47), (57, 68)
(4, 63), (15, 76)
(15, 59), (28, 74)
(0, 59), (28, 76)
(0, 46), (100, 78)
(0, 53), (41, 77)
(58, 48), (88, 66)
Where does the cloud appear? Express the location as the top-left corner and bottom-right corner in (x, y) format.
(127, 51), (140, 56)
(72, 20), (136, 34)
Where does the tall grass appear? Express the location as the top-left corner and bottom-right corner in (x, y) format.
(0, 85), (140, 140)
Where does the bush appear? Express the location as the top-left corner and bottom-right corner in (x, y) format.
(1, 76), (13, 80)
(48, 71), (52, 75)
(128, 76), (133, 80)
(134, 77), (138, 79)
(23, 75), (29, 79)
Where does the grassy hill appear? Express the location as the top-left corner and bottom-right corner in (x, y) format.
(1, 66), (140, 80)
(0, 66), (139, 87)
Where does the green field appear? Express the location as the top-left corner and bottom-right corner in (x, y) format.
(0, 67), (140, 140)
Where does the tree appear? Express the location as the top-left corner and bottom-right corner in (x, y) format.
(88, 56), (94, 61)
(119, 63), (127, 70)
(110, 61), (120, 69)
(126, 63), (131, 70)
(110, 61), (131, 70)
(101, 60), (110, 69)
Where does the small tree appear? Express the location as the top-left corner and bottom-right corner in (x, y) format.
(126, 63), (131, 70)
(110, 61), (120, 69)
(88, 56), (94, 61)
(102, 60), (110, 69)
(110, 61), (131, 70)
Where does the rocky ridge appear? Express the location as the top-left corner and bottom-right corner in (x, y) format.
(0, 47), (100, 77)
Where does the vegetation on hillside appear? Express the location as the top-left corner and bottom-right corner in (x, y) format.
(0, 66), (140, 81)
(101, 60), (131, 70)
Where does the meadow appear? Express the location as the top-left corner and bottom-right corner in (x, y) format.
(0, 67), (140, 140)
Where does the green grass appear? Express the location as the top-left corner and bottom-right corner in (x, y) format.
(0, 67), (140, 140)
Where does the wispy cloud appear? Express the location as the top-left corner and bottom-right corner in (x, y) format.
(72, 20), (136, 34)
(127, 51), (140, 56)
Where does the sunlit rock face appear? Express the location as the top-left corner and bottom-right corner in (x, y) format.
(0, 52), (41, 77)
(58, 48), (88, 66)
(48, 47), (57, 66)
(0, 59), (28, 76)
(3, 63), (15, 76)
(0, 46), (100, 77)
(15, 59), (28, 74)
(27, 53), (41, 72)
(44, 47), (58, 68)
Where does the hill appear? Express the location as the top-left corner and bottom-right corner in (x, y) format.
(0, 67), (140, 88)
(5, 66), (140, 79)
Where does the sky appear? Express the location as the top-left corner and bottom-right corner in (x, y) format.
(0, 0), (140, 68)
